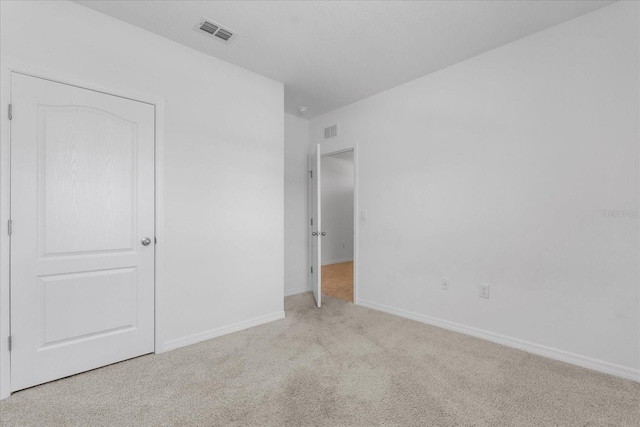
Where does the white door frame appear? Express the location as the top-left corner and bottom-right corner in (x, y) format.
(310, 147), (359, 304)
(0, 58), (166, 399)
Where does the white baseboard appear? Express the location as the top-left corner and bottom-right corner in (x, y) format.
(163, 311), (286, 352)
(322, 258), (353, 266)
(284, 286), (310, 297)
(356, 298), (639, 382)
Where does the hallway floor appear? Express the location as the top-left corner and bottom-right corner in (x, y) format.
(321, 261), (353, 302)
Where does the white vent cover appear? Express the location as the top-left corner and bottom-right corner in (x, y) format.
(195, 17), (236, 43)
(324, 125), (338, 139)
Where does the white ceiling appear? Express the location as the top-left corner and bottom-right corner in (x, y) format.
(75, 0), (615, 119)
(327, 150), (354, 162)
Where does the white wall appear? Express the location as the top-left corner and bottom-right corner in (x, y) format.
(321, 153), (354, 265)
(0, 0), (284, 396)
(284, 114), (310, 296)
(310, 1), (639, 379)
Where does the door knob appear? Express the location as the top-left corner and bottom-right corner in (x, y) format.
(141, 237), (152, 246)
(320, 232), (326, 236)
(312, 232), (318, 236)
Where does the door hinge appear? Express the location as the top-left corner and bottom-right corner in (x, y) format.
(311, 266), (313, 274)
(8, 104), (12, 120)
(311, 218), (313, 226)
(154, 237), (157, 244)
(309, 170), (313, 178)
(7, 219), (12, 236)
(8, 335), (12, 351)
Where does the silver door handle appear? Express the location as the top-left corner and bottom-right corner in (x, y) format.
(312, 232), (318, 236)
(320, 232), (326, 236)
(141, 237), (152, 246)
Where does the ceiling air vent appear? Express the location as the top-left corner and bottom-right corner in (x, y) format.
(195, 17), (236, 44)
(199, 21), (218, 35)
(215, 28), (233, 42)
(324, 125), (338, 139)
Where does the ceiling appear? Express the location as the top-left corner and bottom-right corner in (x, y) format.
(327, 150), (354, 162)
(75, 0), (615, 119)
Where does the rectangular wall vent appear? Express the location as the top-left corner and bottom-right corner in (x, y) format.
(324, 124), (338, 139)
(195, 18), (236, 44)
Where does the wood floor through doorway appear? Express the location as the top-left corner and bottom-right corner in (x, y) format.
(322, 261), (353, 302)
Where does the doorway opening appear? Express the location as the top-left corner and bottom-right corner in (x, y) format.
(320, 150), (354, 303)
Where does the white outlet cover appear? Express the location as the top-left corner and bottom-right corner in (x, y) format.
(442, 278), (450, 290)
(479, 283), (490, 299)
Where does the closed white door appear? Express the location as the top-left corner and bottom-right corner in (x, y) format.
(10, 73), (155, 392)
(310, 144), (321, 308)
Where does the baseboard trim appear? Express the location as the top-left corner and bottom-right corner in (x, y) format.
(356, 298), (639, 382)
(284, 286), (310, 297)
(322, 258), (353, 266)
(163, 311), (286, 352)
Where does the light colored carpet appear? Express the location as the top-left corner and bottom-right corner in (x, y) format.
(1, 293), (638, 426)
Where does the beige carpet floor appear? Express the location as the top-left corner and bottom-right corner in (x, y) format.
(1, 293), (639, 426)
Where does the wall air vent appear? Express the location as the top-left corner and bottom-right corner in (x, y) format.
(195, 18), (236, 44)
(324, 124), (338, 139)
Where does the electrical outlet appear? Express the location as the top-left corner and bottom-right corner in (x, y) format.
(442, 278), (450, 290)
(479, 283), (490, 299)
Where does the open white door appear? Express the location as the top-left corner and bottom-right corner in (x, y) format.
(10, 73), (155, 391)
(310, 144), (322, 307)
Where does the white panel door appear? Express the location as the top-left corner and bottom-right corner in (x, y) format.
(10, 73), (155, 392)
(310, 144), (321, 308)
